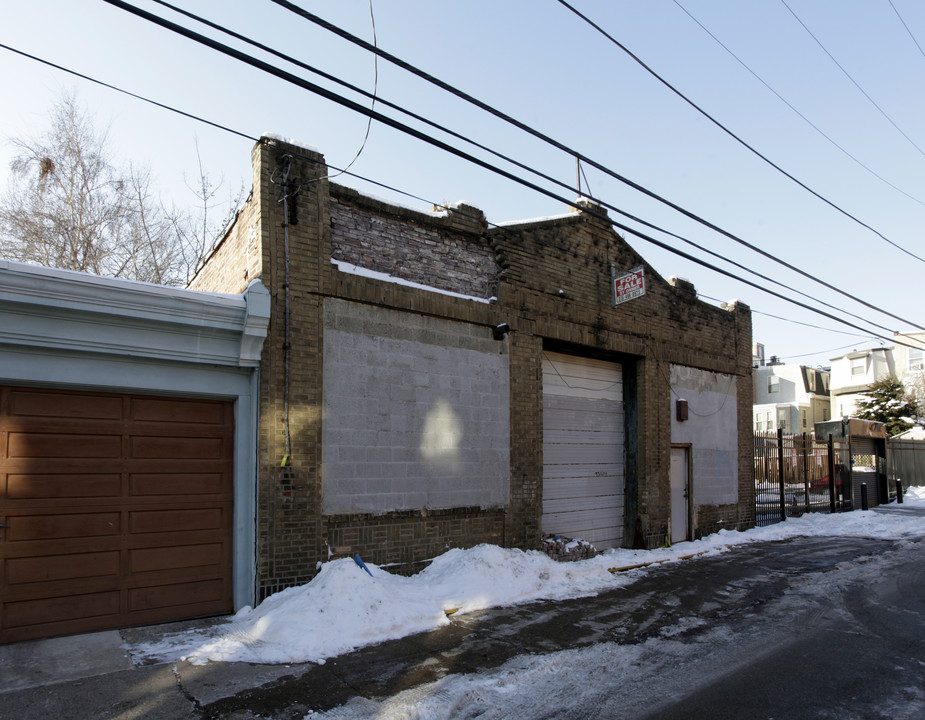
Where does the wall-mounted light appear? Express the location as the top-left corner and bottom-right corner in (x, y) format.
(492, 323), (511, 341)
(676, 399), (689, 422)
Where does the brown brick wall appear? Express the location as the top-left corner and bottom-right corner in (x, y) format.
(330, 186), (499, 300)
(195, 138), (754, 598)
(319, 507), (504, 581)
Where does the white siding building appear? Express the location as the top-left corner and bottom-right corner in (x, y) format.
(754, 363), (830, 434)
(829, 347), (895, 419)
(893, 332), (925, 407)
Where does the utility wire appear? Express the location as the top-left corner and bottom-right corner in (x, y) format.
(780, 0), (925, 158)
(1, 34), (915, 350)
(269, 0), (925, 327)
(780, 343), (877, 361)
(100, 0), (925, 344)
(673, 0), (925, 207)
(109, 3), (901, 336)
(555, 0), (925, 264)
(314, 152), (925, 352)
(700, 293), (879, 341)
(888, 0), (925, 60)
(0, 42), (257, 143)
(3, 33), (865, 339)
(327, 0), (377, 180)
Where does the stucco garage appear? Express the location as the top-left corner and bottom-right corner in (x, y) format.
(0, 260), (268, 643)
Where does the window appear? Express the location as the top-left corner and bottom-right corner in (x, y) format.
(910, 348), (924, 372)
(851, 357), (865, 376)
(777, 408), (788, 431)
(768, 375), (780, 393)
(801, 409), (807, 429)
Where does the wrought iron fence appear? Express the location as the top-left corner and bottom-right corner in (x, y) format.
(754, 430), (849, 527)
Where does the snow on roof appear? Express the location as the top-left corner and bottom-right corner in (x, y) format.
(331, 259), (495, 304)
(261, 133), (321, 153)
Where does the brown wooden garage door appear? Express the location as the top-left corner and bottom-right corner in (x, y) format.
(0, 386), (234, 644)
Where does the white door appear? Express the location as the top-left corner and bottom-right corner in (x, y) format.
(670, 446), (690, 543)
(542, 352), (625, 549)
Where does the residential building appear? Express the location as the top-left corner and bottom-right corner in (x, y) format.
(893, 331), (925, 407)
(753, 362), (830, 433)
(829, 347), (895, 419)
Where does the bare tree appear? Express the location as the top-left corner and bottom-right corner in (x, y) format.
(169, 141), (247, 284)
(0, 92), (238, 286)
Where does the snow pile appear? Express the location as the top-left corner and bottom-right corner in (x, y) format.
(129, 489), (925, 667)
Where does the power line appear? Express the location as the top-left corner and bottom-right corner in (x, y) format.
(888, 0), (925, 60)
(9, 3), (916, 348)
(263, 0), (925, 329)
(100, 2), (897, 337)
(780, 0), (925, 157)
(99, 0), (925, 343)
(673, 0), (925, 207)
(699, 293), (879, 341)
(0, 34), (846, 338)
(135, 2), (903, 339)
(780, 343), (875, 361)
(555, 0), (925, 265)
(0, 42), (257, 143)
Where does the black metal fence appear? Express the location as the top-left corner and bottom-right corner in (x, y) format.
(754, 430), (850, 527)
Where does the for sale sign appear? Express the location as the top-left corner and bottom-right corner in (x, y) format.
(612, 265), (645, 306)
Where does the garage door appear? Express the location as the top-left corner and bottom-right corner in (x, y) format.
(542, 352), (625, 550)
(0, 386), (234, 644)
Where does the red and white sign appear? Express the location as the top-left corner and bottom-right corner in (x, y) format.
(612, 265), (645, 306)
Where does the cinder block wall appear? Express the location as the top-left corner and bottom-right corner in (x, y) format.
(192, 138), (754, 596)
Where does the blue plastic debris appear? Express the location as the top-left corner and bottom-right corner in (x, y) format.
(354, 554), (373, 577)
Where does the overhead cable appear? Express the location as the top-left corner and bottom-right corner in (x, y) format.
(780, 0), (925, 158)
(266, 0), (925, 326)
(123, 3), (899, 337)
(673, 0), (925, 207)
(888, 0), (925, 60)
(555, 0), (925, 265)
(4, 35), (917, 351)
(0, 42), (257, 143)
(100, 0), (925, 342)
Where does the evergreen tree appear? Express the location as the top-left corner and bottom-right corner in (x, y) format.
(854, 377), (918, 436)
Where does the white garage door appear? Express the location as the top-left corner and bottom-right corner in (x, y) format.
(542, 352), (625, 550)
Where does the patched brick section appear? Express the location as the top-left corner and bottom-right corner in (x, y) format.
(330, 186), (500, 300)
(323, 507), (504, 575)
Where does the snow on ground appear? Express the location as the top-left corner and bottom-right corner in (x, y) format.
(129, 488), (925, 667)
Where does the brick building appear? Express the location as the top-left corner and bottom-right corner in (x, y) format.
(190, 137), (755, 601)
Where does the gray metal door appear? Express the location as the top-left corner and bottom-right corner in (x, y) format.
(542, 352), (625, 549)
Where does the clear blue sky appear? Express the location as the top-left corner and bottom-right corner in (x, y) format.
(2, 1), (924, 368)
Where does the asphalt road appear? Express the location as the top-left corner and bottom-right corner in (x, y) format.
(1, 527), (923, 719)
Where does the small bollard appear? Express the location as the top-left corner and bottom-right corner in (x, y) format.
(860, 482), (869, 511)
(897, 479), (904, 504)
